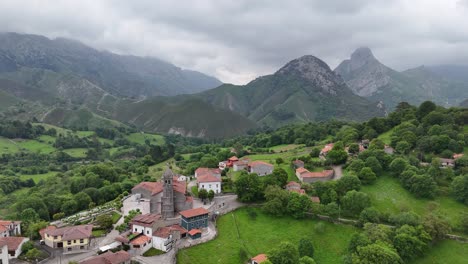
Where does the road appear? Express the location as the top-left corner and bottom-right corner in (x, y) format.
(332, 165), (344, 180)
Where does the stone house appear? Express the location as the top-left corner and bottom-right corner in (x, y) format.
(248, 161), (274, 176)
(233, 159), (250, 172)
(292, 159), (305, 169)
(296, 168), (334, 183)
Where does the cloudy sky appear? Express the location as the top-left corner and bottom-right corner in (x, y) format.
(1, 0), (467, 84)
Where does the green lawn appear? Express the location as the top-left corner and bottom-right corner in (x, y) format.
(0, 137), (20, 154)
(361, 175), (467, 227)
(377, 128), (394, 145)
(92, 229), (107, 237)
(269, 144), (304, 153)
(412, 240), (468, 264)
(111, 212), (121, 224)
(16, 139), (56, 154)
(126, 132), (165, 145)
(19, 172), (57, 183)
(177, 207), (357, 264)
(143, 247), (165, 257)
(63, 148), (88, 158)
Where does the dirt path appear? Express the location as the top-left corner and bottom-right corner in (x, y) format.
(332, 165), (344, 180)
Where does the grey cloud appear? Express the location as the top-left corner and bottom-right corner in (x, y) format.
(0, 0), (466, 84)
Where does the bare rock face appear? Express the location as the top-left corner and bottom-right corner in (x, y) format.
(335, 47), (392, 97)
(276, 55), (346, 95)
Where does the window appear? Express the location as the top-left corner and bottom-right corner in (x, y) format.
(54, 236), (57, 239)
(135, 228), (137, 232)
(67, 241), (71, 245)
(80, 239), (84, 243)
(146, 230), (149, 235)
(202, 185), (204, 188)
(209, 184), (212, 188)
(68, 248), (72, 251)
(80, 246), (84, 250)
(73, 240), (76, 243)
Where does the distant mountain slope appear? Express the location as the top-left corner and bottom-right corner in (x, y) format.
(427, 65), (468, 83)
(335, 47), (468, 109)
(112, 96), (255, 138)
(199, 55), (385, 127)
(460, 99), (468, 108)
(0, 32), (221, 98)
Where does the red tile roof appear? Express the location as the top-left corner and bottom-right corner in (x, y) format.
(153, 224), (187, 238)
(39, 225), (57, 239)
(286, 181), (301, 188)
(180, 207), (209, 218)
(228, 156), (239, 161)
(321, 143), (334, 153)
(130, 234), (151, 246)
(80, 250), (131, 264)
(252, 253), (268, 263)
(43, 225), (93, 241)
(296, 167), (308, 174)
(132, 176), (186, 195)
(453, 153), (464, 159)
(188, 229), (201, 236)
(0, 237), (27, 251)
(302, 170), (334, 178)
(293, 159), (304, 165)
(197, 174), (221, 183)
(130, 214), (161, 227)
(311, 196), (321, 203)
(195, 168), (221, 175)
(249, 161), (273, 167)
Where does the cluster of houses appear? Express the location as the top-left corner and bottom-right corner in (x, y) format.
(0, 220), (28, 264)
(219, 156), (274, 176)
(293, 159), (335, 184)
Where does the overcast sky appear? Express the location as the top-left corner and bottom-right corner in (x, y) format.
(1, 0), (467, 84)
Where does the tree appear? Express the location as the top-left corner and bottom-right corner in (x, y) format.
(389, 211), (421, 227)
(327, 149), (348, 165)
(276, 157), (284, 164)
(393, 225), (430, 261)
(310, 147), (321, 158)
(263, 185), (289, 216)
(359, 207), (381, 224)
(451, 175), (468, 205)
(365, 156), (382, 174)
(24, 248), (43, 261)
(299, 256), (316, 264)
(287, 193), (312, 219)
(358, 167), (377, 185)
(423, 213), (451, 242)
(235, 172), (263, 202)
(198, 188), (208, 201)
(96, 214), (113, 230)
(61, 200), (78, 216)
(352, 241), (403, 264)
(272, 168), (288, 187)
(348, 143), (360, 155)
(324, 202), (340, 219)
(417, 101), (437, 120)
(389, 158), (409, 177)
(74, 192), (92, 211)
(208, 190), (215, 201)
(409, 174), (437, 198)
(396, 141), (411, 154)
(341, 190), (371, 216)
(336, 175), (361, 195)
(459, 212), (468, 233)
(348, 159), (365, 173)
(298, 238), (314, 258)
(269, 241), (300, 264)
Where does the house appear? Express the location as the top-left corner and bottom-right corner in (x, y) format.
(0, 236), (29, 263)
(180, 207), (209, 231)
(361, 139), (370, 149)
(453, 153), (464, 160)
(320, 143), (334, 156)
(440, 158), (455, 168)
(297, 168), (334, 183)
(195, 168), (221, 178)
(79, 250), (131, 264)
(218, 161), (227, 170)
(129, 234), (152, 255)
(188, 229), (202, 240)
(130, 214), (162, 237)
(310, 196), (321, 203)
(233, 159), (250, 172)
(152, 224), (187, 252)
(248, 161), (274, 176)
(124, 168), (192, 217)
(227, 156), (239, 167)
(251, 253), (268, 264)
(197, 174), (222, 194)
(40, 225), (92, 253)
(285, 181), (306, 195)
(177, 175), (188, 182)
(292, 159), (305, 169)
(0, 220), (21, 237)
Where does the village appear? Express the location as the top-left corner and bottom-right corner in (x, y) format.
(1, 138), (465, 264)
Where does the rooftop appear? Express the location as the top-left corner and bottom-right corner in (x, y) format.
(130, 213), (161, 227)
(197, 174), (221, 183)
(43, 225), (93, 241)
(153, 224), (187, 238)
(252, 253), (268, 263)
(0, 237), (27, 251)
(302, 170), (334, 178)
(180, 207), (209, 219)
(129, 234), (151, 246)
(79, 250), (131, 264)
(296, 167), (308, 174)
(188, 229), (201, 236)
(249, 161), (273, 167)
(132, 176), (186, 195)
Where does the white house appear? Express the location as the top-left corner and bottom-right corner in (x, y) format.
(197, 174), (222, 194)
(130, 214), (161, 237)
(0, 220), (21, 237)
(152, 225), (187, 252)
(0, 236), (29, 263)
(0, 242), (8, 264)
(177, 175), (188, 182)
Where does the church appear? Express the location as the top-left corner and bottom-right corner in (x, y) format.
(123, 168), (193, 218)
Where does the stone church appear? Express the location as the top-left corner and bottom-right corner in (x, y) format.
(123, 168), (193, 218)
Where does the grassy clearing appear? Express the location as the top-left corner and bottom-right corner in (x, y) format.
(92, 229), (107, 237)
(16, 139), (56, 154)
(0, 137), (20, 154)
(361, 174), (467, 227)
(269, 144), (304, 152)
(377, 128), (394, 145)
(19, 172), (57, 183)
(143, 248), (165, 257)
(111, 212), (121, 224)
(413, 240), (468, 264)
(126, 132), (165, 145)
(63, 148), (88, 158)
(177, 207), (357, 264)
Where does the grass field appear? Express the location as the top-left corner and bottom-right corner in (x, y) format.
(377, 128), (394, 145)
(126, 132), (165, 145)
(361, 174), (467, 227)
(177, 207), (357, 264)
(0, 137), (20, 154)
(269, 144), (304, 153)
(413, 240), (468, 264)
(19, 172), (57, 183)
(16, 139), (56, 154)
(63, 148), (88, 158)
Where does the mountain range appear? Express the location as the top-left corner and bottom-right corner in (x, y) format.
(334, 47), (468, 109)
(0, 33), (466, 138)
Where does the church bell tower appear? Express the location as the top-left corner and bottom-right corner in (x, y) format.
(161, 167), (175, 218)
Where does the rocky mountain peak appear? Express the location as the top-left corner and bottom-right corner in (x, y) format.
(276, 55), (345, 94)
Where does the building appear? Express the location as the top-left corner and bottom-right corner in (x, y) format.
(40, 225), (92, 252)
(124, 168), (192, 217)
(218, 161), (227, 170)
(195, 168), (221, 178)
(310, 196), (321, 203)
(285, 181), (305, 195)
(152, 225), (187, 252)
(188, 229), (202, 240)
(292, 159), (305, 169)
(248, 161), (274, 176)
(129, 234), (152, 255)
(79, 250), (131, 264)
(180, 207), (209, 231)
(320, 143), (334, 156)
(296, 168), (334, 183)
(384, 145), (394, 155)
(440, 158), (455, 168)
(251, 253), (268, 264)
(0, 236), (29, 264)
(177, 175), (188, 182)
(0, 220), (21, 237)
(453, 153), (464, 160)
(227, 156), (239, 167)
(197, 174), (222, 194)
(130, 214), (162, 237)
(233, 159), (250, 172)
